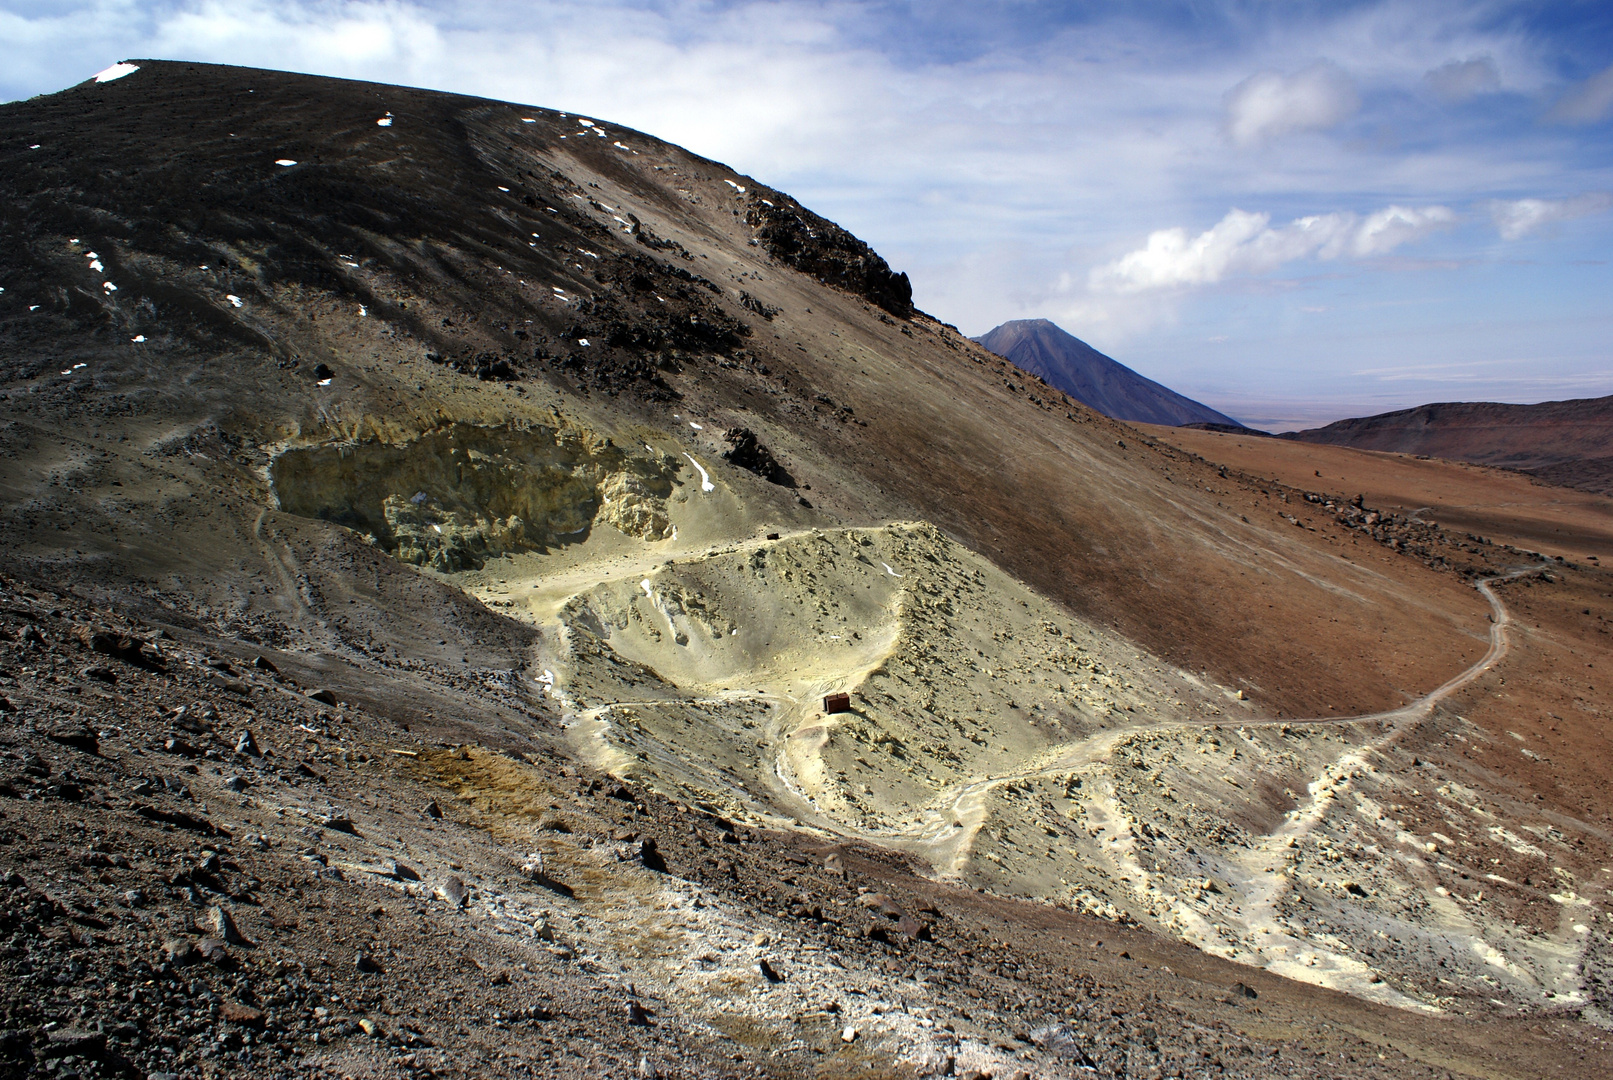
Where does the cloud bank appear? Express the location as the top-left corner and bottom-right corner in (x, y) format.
(1092, 205), (1456, 293)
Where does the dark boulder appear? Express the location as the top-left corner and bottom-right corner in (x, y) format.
(722, 428), (796, 487)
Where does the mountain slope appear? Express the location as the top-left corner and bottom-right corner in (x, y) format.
(1283, 395), (1613, 494)
(0, 60), (1609, 1079)
(975, 317), (1240, 427)
(0, 60), (1474, 723)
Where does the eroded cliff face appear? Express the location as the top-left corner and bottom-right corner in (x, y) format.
(270, 422), (678, 571)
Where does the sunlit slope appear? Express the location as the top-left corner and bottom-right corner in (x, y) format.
(0, 59), (1487, 725)
(500, 521), (1232, 824)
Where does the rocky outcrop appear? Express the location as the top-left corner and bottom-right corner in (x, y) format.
(271, 423), (678, 572)
(745, 197), (913, 318)
(721, 427), (796, 487)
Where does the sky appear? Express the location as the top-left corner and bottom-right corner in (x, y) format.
(2, 1), (1611, 429)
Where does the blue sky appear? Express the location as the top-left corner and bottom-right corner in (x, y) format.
(3, 1), (1610, 428)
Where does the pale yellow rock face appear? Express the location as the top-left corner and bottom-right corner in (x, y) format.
(596, 470), (673, 542)
(269, 421), (675, 571)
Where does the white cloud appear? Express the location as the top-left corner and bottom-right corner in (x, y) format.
(1350, 204), (1458, 255)
(1222, 61), (1359, 146)
(1545, 63), (1613, 125)
(1424, 56), (1500, 103)
(1488, 194), (1613, 239)
(152, 1), (446, 69)
(1091, 204), (1455, 293)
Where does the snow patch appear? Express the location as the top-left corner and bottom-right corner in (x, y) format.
(317, 378), (333, 387)
(102, 282), (117, 293)
(683, 453), (715, 492)
(131, 335), (145, 343)
(881, 562), (903, 577)
(689, 422), (703, 430)
(275, 159), (297, 167)
(92, 63), (140, 84)
(226, 295), (243, 308)
(578, 338), (590, 346)
(376, 116), (393, 127)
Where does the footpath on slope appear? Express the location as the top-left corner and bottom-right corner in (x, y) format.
(482, 508), (1568, 1010)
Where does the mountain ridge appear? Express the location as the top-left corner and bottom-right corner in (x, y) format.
(974, 317), (1241, 427)
(1283, 394), (1613, 494)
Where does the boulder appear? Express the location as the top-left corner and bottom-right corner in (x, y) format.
(437, 875), (469, 908)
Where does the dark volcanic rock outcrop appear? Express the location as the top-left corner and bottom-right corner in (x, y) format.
(745, 195), (912, 318)
(0, 58), (777, 407)
(974, 318), (1239, 427)
(722, 426), (796, 487)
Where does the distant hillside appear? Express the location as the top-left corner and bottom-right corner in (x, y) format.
(1282, 396), (1613, 495)
(974, 318), (1241, 428)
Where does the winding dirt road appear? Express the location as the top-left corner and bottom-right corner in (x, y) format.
(844, 566), (1538, 860)
(822, 564), (1548, 1007)
(524, 519), (1556, 1007)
